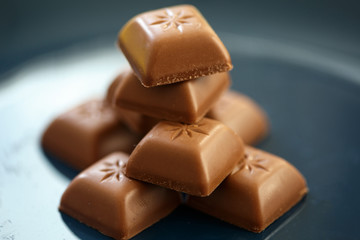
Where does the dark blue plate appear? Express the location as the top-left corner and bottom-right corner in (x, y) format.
(1, 35), (359, 239)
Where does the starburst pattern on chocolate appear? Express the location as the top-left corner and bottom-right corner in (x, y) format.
(166, 122), (209, 140)
(237, 153), (269, 174)
(150, 9), (193, 32)
(100, 160), (123, 182)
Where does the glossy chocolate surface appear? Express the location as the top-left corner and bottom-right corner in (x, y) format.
(124, 118), (244, 196)
(206, 91), (269, 145)
(112, 69), (230, 124)
(60, 152), (181, 239)
(187, 146), (308, 232)
(42, 99), (140, 170)
(118, 5), (232, 87)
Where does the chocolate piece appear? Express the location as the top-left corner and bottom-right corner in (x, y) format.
(187, 146), (308, 232)
(118, 5), (232, 87)
(110, 90), (269, 139)
(60, 152), (181, 240)
(42, 99), (140, 170)
(105, 73), (122, 104)
(124, 118), (244, 196)
(106, 79), (160, 135)
(115, 108), (160, 135)
(112, 69), (230, 124)
(206, 91), (269, 145)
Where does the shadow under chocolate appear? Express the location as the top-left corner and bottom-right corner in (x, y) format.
(60, 198), (307, 240)
(41, 147), (79, 180)
(173, 199), (308, 240)
(60, 212), (113, 240)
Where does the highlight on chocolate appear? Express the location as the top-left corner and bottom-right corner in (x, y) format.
(39, 4), (308, 239)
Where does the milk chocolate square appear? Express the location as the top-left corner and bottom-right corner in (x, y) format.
(118, 5), (232, 87)
(60, 152), (181, 239)
(206, 91), (269, 145)
(42, 99), (140, 170)
(187, 146), (308, 232)
(124, 118), (244, 196)
(112, 69), (230, 124)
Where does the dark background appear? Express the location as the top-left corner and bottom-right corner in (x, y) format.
(1, 0), (360, 78)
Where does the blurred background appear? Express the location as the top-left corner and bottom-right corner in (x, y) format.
(1, 0), (360, 78)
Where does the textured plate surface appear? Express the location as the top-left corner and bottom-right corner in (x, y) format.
(1, 34), (360, 240)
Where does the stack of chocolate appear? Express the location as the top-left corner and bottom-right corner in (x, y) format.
(42, 5), (308, 240)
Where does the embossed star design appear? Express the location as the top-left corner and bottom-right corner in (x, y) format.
(150, 9), (193, 32)
(100, 160), (123, 182)
(238, 153), (269, 174)
(166, 122), (209, 140)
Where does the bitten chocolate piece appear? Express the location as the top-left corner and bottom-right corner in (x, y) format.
(118, 4), (232, 87)
(206, 91), (269, 145)
(124, 118), (244, 196)
(187, 146), (308, 233)
(42, 99), (140, 170)
(60, 152), (181, 240)
(112, 69), (230, 124)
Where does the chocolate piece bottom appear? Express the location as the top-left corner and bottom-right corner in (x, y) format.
(106, 76), (161, 135)
(118, 4), (232, 87)
(187, 146), (308, 233)
(124, 118), (244, 196)
(42, 99), (140, 170)
(108, 84), (269, 143)
(60, 152), (181, 240)
(206, 91), (269, 145)
(112, 69), (230, 124)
